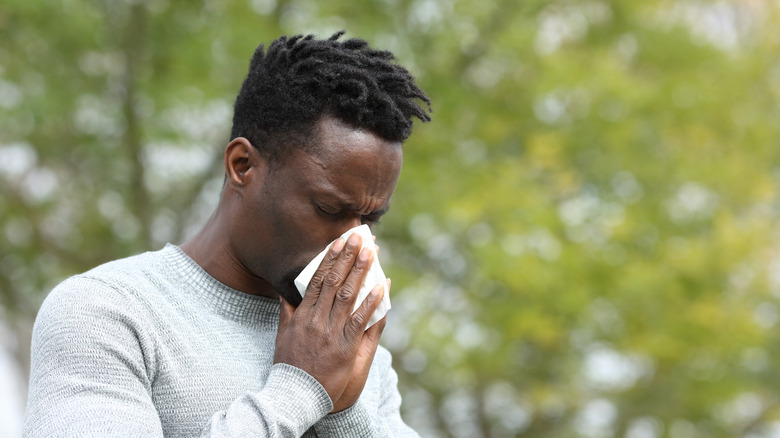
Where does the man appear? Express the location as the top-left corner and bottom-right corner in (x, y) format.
(24, 32), (431, 437)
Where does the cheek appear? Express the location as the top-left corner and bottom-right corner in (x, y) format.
(267, 203), (328, 268)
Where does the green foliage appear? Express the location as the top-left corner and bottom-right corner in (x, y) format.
(3, 0), (780, 437)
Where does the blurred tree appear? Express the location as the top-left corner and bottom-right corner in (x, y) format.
(2, 0), (780, 437)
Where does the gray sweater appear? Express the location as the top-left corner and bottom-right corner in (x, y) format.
(24, 244), (419, 437)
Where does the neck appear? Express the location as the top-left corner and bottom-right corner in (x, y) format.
(179, 203), (278, 299)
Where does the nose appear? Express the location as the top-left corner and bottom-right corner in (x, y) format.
(336, 216), (363, 236)
(330, 216), (364, 242)
(326, 215), (363, 238)
(347, 215), (363, 230)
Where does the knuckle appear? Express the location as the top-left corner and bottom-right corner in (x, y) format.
(323, 255), (339, 267)
(350, 310), (366, 327)
(323, 271), (342, 288)
(310, 271), (327, 287)
(306, 317), (330, 336)
(325, 249), (340, 262)
(339, 248), (356, 262)
(305, 316), (320, 331)
(336, 285), (355, 302)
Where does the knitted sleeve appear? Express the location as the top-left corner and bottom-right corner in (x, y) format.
(199, 363), (332, 437)
(24, 276), (165, 437)
(312, 347), (421, 437)
(23, 276), (332, 438)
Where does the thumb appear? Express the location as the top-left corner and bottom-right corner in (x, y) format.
(278, 295), (295, 330)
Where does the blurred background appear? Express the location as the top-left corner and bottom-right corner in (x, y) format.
(2, 0), (780, 437)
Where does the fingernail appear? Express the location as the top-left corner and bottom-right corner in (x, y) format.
(331, 237), (345, 253)
(372, 284), (385, 301)
(359, 247), (371, 262)
(347, 233), (361, 247)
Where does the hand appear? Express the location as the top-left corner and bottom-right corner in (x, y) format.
(331, 306), (387, 412)
(274, 233), (386, 410)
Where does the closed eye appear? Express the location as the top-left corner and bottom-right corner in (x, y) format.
(314, 202), (340, 218)
(361, 213), (382, 226)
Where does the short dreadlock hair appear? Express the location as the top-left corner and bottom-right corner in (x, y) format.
(230, 31), (431, 162)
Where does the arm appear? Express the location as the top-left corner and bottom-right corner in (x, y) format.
(23, 277), (331, 438)
(205, 232), (410, 436)
(24, 233), (404, 437)
(24, 277), (165, 437)
(199, 363), (332, 437)
(275, 233), (419, 436)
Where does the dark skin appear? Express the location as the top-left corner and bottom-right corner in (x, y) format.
(180, 115), (402, 412)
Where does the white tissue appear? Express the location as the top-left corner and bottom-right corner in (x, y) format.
(293, 224), (390, 329)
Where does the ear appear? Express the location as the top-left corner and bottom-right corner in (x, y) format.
(224, 137), (268, 191)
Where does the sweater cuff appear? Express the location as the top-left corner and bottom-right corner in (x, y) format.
(313, 399), (375, 437)
(260, 363), (333, 429)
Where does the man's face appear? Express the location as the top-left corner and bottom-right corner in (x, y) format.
(233, 116), (403, 304)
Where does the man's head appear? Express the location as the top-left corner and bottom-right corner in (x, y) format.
(230, 31), (431, 164)
(221, 32), (430, 304)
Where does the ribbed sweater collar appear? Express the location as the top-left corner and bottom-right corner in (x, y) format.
(162, 243), (280, 323)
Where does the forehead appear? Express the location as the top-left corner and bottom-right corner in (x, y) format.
(311, 116), (402, 167)
(282, 117), (403, 209)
